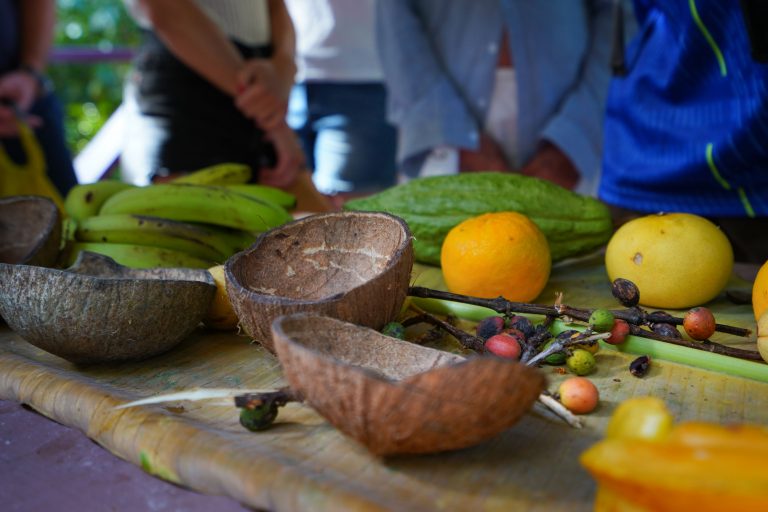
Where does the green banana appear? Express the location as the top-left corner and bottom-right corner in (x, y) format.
(170, 162), (252, 186)
(99, 183), (293, 232)
(66, 242), (213, 269)
(64, 181), (136, 221)
(75, 214), (240, 263)
(219, 184), (297, 210)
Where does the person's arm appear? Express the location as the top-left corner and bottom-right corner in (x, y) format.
(523, 0), (624, 192)
(134, 0), (244, 95)
(375, 0), (483, 168)
(235, 0), (296, 130)
(0, 0), (55, 136)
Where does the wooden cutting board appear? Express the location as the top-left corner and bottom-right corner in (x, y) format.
(1, 254), (766, 511)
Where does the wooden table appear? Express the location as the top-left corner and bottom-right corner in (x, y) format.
(2, 254), (767, 511)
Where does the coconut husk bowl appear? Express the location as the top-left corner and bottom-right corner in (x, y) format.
(0, 195), (61, 267)
(0, 251), (215, 364)
(271, 314), (547, 456)
(226, 211), (413, 352)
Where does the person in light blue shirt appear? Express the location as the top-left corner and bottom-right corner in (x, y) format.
(375, 0), (628, 196)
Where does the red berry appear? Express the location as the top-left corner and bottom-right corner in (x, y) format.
(683, 307), (716, 340)
(606, 319), (630, 345)
(485, 333), (522, 360)
(558, 376), (600, 414)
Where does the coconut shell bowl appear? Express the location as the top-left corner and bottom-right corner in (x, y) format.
(0, 252), (215, 364)
(0, 195), (61, 267)
(226, 211), (414, 352)
(271, 314), (547, 456)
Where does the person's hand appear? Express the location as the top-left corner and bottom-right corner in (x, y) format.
(0, 71), (43, 137)
(521, 141), (580, 190)
(259, 122), (305, 189)
(235, 58), (290, 131)
(459, 132), (511, 172)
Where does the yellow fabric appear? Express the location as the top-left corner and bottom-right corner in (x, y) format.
(0, 120), (65, 212)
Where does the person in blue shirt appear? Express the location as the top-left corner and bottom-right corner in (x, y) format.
(0, 0), (77, 196)
(600, 0), (768, 263)
(375, 1), (628, 196)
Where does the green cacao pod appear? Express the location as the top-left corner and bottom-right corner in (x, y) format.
(344, 172), (612, 266)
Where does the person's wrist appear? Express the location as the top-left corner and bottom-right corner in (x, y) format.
(18, 64), (53, 96)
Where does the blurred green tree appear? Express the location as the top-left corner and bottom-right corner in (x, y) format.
(50, 0), (140, 154)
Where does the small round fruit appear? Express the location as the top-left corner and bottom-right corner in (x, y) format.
(566, 349), (596, 376)
(476, 316), (506, 340)
(589, 309), (615, 332)
(381, 321), (405, 339)
(606, 319), (630, 345)
(605, 396), (673, 441)
(611, 278), (640, 307)
(542, 339), (566, 365)
(507, 315), (535, 338)
(485, 333), (522, 360)
(239, 402), (278, 431)
(683, 307), (716, 340)
(757, 310), (768, 363)
(605, 213), (733, 309)
(558, 377), (599, 414)
(441, 211), (551, 302)
(753, 260), (768, 320)
(204, 264), (239, 330)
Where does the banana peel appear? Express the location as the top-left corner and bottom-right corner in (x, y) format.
(581, 398), (768, 511)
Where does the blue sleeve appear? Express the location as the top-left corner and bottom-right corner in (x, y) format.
(540, 0), (630, 182)
(375, 0), (479, 165)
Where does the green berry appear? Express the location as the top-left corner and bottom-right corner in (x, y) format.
(589, 309), (615, 332)
(381, 321), (406, 339)
(542, 339), (566, 365)
(566, 349), (597, 376)
(239, 402), (278, 431)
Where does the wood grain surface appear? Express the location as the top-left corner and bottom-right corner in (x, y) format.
(1, 253), (766, 511)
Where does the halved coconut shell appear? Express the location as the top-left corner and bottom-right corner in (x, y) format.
(0, 195), (61, 267)
(226, 211), (413, 352)
(271, 314), (547, 456)
(0, 252), (215, 364)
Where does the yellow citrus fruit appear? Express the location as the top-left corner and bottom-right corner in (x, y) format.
(752, 260), (768, 320)
(440, 211), (551, 302)
(204, 264), (239, 330)
(605, 213), (733, 309)
(757, 309), (768, 364)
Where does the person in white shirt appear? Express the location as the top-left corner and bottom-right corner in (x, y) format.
(285, 0), (396, 207)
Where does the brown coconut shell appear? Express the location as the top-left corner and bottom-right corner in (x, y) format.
(0, 251), (215, 364)
(0, 195), (61, 267)
(271, 314), (547, 456)
(226, 211), (413, 352)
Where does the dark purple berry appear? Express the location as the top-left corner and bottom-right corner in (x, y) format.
(476, 316), (506, 340)
(651, 322), (682, 339)
(629, 355), (651, 377)
(611, 278), (640, 307)
(507, 315), (535, 338)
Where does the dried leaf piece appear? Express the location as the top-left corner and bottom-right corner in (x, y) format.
(271, 314), (546, 456)
(0, 195), (61, 266)
(0, 252), (215, 364)
(227, 211), (414, 353)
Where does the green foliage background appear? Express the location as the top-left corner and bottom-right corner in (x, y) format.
(50, 0), (140, 155)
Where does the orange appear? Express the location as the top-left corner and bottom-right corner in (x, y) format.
(605, 213), (733, 309)
(440, 212), (551, 302)
(753, 260), (768, 321)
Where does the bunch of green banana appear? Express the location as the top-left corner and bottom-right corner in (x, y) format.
(170, 162), (252, 185)
(99, 183), (292, 232)
(64, 180), (135, 222)
(61, 163), (295, 269)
